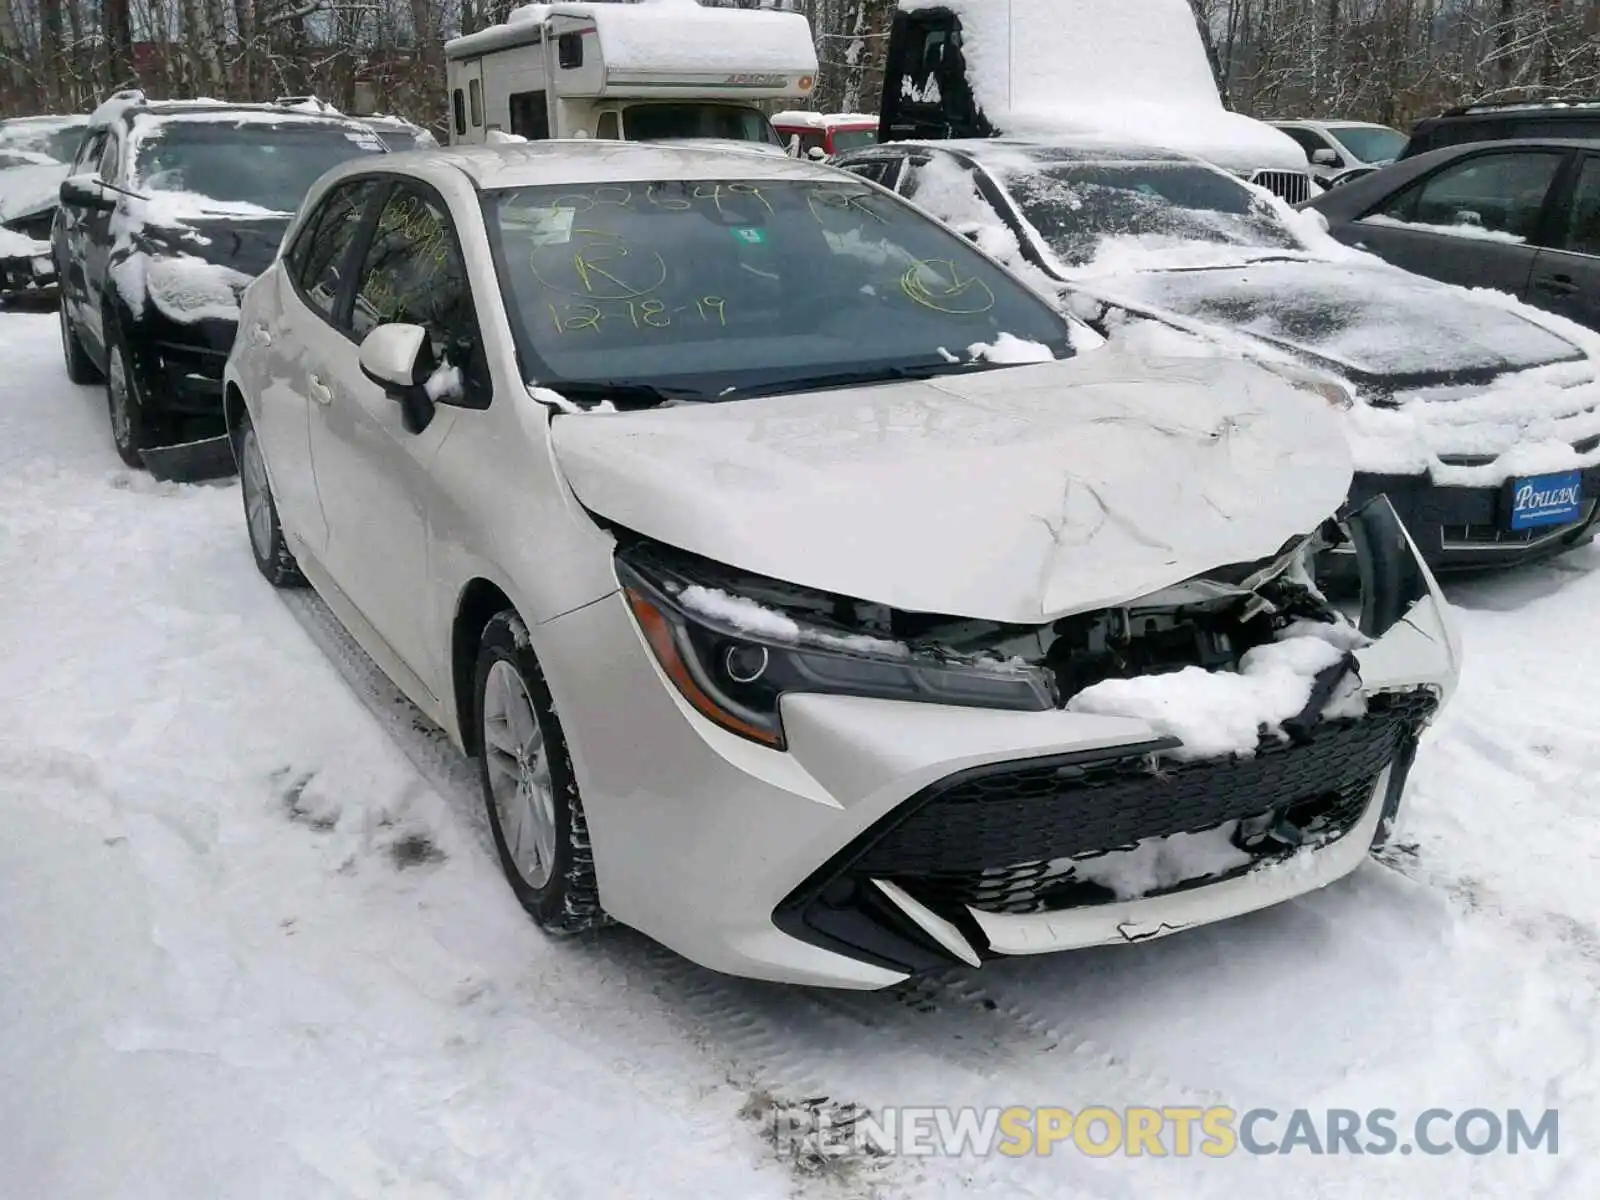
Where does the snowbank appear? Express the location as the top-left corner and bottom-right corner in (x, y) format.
(1067, 623), (1367, 761)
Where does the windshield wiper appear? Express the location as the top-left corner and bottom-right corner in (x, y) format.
(722, 363), (983, 401)
(552, 381), (711, 410)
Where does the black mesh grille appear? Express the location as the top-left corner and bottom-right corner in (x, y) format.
(855, 690), (1437, 914)
(1251, 169), (1312, 204)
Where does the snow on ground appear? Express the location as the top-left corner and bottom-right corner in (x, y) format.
(3, 309), (1599, 1198)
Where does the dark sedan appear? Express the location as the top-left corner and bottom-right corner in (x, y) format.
(836, 137), (1600, 576)
(54, 95), (389, 478)
(1304, 138), (1600, 334)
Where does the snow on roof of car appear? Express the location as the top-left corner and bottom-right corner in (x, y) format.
(897, 0), (1305, 171)
(940, 136), (1204, 167)
(422, 139), (844, 190)
(771, 111), (878, 129)
(899, 0), (1221, 117)
(448, 0), (817, 75)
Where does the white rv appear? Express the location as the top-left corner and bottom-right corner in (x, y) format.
(443, 0), (819, 147)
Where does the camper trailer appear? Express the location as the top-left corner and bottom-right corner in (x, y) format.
(878, 0), (1314, 203)
(443, 0), (818, 147)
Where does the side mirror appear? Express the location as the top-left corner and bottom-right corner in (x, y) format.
(1311, 148), (1340, 167)
(806, 146), (828, 162)
(60, 174), (115, 211)
(954, 221), (983, 243)
(358, 322), (436, 434)
(1452, 208), (1485, 229)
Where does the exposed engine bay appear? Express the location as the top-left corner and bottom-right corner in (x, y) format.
(614, 519), (1358, 710)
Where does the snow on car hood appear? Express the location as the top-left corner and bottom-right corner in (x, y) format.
(0, 160), (68, 222)
(1082, 258), (1586, 384)
(551, 349), (1354, 624)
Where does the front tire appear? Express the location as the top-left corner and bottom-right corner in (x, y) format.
(105, 335), (149, 469)
(60, 301), (102, 385)
(237, 414), (306, 588)
(474, 611), (603, 936)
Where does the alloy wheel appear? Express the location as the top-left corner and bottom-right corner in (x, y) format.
(481, 659), (559, 890)
(240, 426), (274, 563)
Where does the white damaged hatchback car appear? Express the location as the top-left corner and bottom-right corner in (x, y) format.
(225, 143), (1461, 989)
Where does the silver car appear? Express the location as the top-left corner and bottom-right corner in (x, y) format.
(224, 142), (1460, 989)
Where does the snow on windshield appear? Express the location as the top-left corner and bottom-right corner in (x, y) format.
(1104, 261), (1583, 378)
(998, 160), (1303, 268)
(129, 115), (387, 213)
(489, 177), (1072, 400)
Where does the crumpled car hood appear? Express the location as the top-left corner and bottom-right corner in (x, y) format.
(551, 350), (1355, 624)
(1083, 259), (1586, 386)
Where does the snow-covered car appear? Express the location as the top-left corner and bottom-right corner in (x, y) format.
(0, 114), (90, 300)
(52, 93), (389, 477)
(836, 138), (1600, 575)
(1270, 119), (1406, 185)
(224, 141), (1459, 989)
(1303, 138), (1600, 336)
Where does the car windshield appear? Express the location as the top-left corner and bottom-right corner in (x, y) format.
(1328, 126), (1405, 162)
(831, 127), (878, 152)
(624, 104), (783, 147)
(132, 120), (387, 211)
(0, 119), (87, 164)
(485, 177), (1073, 401)
(998, 161), (1304, 268)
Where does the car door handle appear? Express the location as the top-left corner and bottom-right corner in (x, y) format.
(1535, 273), (1580, 296)
(307, 374), (333, 405)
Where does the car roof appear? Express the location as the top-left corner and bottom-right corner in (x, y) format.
(1408, 136), (1600, 158)
(856, 136), (1204, 168)
(402, 140), (846, 190)
(0, 113), (89, 126)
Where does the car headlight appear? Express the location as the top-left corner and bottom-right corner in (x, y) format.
(617, 555), (1057, 750)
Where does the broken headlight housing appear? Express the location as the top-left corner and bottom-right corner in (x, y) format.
(616, 552), (1057, 750)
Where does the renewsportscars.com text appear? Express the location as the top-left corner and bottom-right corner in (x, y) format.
(771, 1105), (1560, 1159)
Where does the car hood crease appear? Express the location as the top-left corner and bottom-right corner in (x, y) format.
(549, 350), (1355, 624)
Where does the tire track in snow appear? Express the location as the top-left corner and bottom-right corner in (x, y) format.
(277, 589), (1171, 1200)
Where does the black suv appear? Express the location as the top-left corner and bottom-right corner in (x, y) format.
(1403, 98), (1600, 158)
(53, 92), (390, 476)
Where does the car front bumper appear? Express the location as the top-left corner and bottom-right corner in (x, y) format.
(535, 511), (1462, 990)
(1326, 466), (1600, 575)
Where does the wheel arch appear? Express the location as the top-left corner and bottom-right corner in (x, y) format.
(452, 577), (518, 756)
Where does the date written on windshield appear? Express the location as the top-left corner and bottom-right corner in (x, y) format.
(548, 297), (728, 334)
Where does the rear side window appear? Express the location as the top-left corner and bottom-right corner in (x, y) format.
(453, 89), (467, 137)
(294, 180), (380, 322)
(469, 79), (483, 128)
(1563, 157), (1600, 258)
(1374, 151), (1564, 243)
